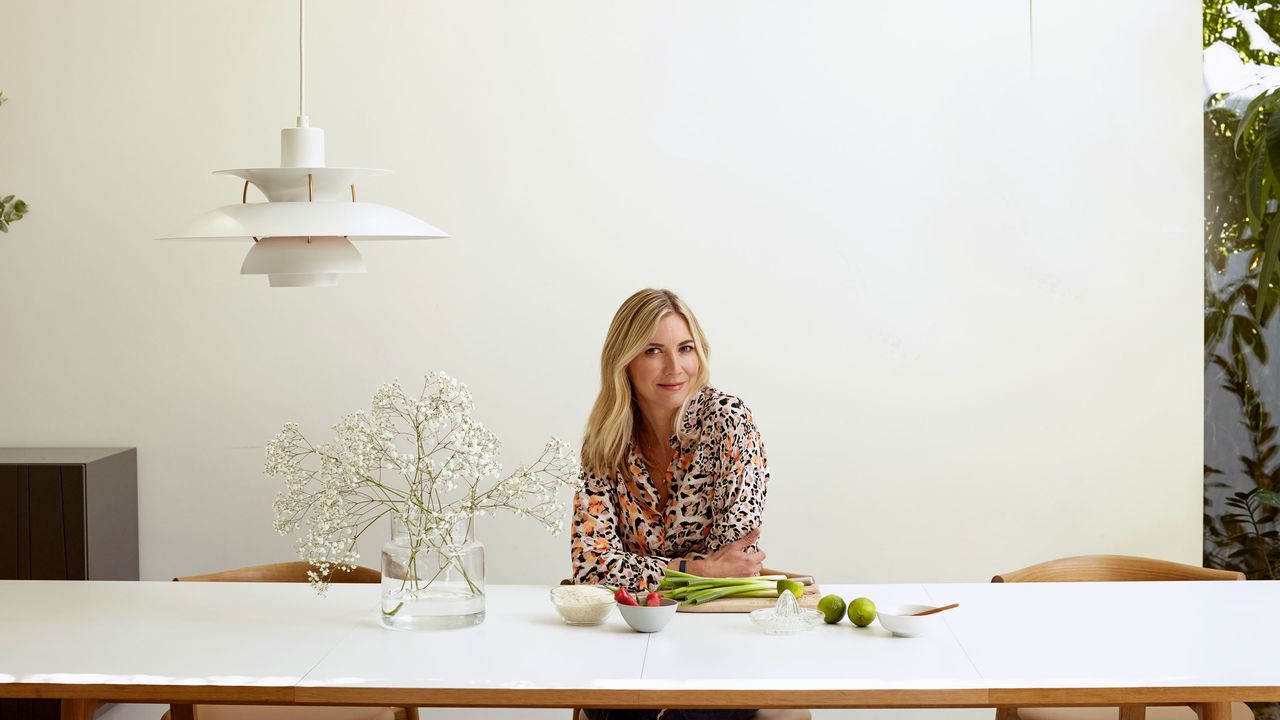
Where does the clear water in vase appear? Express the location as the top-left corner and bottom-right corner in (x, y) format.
(380, 516), (485, 631)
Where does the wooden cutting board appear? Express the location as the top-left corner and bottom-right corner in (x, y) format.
(676, 568), (820, 614)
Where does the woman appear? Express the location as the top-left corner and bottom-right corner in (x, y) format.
(572, 288), (768, 590)
(571, 289), (807, 720)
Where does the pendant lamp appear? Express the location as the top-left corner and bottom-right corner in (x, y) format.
(159, 0), (448, 287)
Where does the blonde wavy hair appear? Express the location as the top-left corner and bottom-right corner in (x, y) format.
(582, 289), (712, 477)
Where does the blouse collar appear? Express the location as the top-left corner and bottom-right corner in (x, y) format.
(677, 385), (713, 440)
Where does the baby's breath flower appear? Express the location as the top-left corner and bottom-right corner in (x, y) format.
(265, 371), (586, 594)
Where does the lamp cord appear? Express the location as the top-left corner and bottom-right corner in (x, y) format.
(298, 0), (307, 126)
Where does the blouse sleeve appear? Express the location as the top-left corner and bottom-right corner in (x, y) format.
(704, 414), (770, 551)
(570, 467), (671, 589)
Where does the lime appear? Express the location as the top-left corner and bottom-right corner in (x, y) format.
(817, 594), (846, 624)
(777, 579), (804, 599)
(848, 597), (876, 627)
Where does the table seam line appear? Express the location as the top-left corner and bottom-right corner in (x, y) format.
(922, 584), (989, 697)
(295, 625), (364, 701)
(640, 633), (653, 683)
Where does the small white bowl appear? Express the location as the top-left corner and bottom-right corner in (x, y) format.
(617, 597), (679, 632)
(877, 604), (946, 637)
(550, 585), (616, 626)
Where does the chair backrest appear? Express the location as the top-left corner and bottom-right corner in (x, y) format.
(992, 554), (1244, 583)
(174, 561), (381, 584)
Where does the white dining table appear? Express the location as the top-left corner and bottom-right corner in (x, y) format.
(1, 580), (1277, 715)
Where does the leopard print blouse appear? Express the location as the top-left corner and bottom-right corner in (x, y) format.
(570, 386), (769, 589)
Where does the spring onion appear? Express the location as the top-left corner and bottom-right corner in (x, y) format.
(658, 567), (784, 605)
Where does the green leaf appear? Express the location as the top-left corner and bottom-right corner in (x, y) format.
(1263, 108), (1280, 181)
(1245, 148), (1267, 238)
(1256, 490), (1280, 508)
(1232, 313), (1269, 364)
(1206, 308), (1226, 345)
(1257, 212), (1280, 322)
(1237, 88), (1278, 156)
(1261, 426), (1278, 445)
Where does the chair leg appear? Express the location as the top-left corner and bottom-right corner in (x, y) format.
(754, 711), (812, 720)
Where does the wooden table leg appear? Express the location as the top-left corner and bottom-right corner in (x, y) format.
(1120, 706), (1147, 720)
(60, 700), (104, 720)
(170, 703), (198, 720)
(1197, 702), (1231, 720)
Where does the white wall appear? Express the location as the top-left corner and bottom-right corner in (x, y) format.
(0, 0), (1200, 593)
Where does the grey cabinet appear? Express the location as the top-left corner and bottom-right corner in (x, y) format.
(0, 447), (138, 581)
(0, 448), (138, 720)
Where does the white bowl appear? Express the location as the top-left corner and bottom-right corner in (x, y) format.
(876, 604), (946, 637)
(549, 585), (616, 626)
(617, 597), (679, 632)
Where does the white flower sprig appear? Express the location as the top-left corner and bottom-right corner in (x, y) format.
(266, 371), (584, 594)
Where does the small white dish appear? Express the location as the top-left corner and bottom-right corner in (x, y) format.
(749, 606), (823, 635)
(617, 597), (679, 632)
(877, 604), (946, 637)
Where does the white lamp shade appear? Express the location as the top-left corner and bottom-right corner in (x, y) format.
(267, 273), (340, 288)
(161, 202), (450, 241)
(240, 236), (366, 276)
(214, 167), (386, 202)
(163, 1), (451, 289)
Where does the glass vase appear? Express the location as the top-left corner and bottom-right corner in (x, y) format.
(380, 515), (485, 630)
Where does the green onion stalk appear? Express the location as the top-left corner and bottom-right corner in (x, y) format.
(659, 568), (787, 605)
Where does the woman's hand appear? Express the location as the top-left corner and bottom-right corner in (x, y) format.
(687, 528), (765, 578)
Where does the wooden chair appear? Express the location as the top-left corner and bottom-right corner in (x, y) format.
(173, 561), (382, 584)
(164, 562), (417, 720)
(991, 555), (1251, 720)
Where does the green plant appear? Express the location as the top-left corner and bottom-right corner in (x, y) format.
(0, 92), (29, 233)
(1203, 1), (1280, 587)
(1226, 90), (1280, 321)
(1204, 10), (1280, 702)
(1204, 338), (1280, 578)
(1206, 486), (1280, 579)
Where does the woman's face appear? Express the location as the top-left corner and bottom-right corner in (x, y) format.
(628, 313), (700, 418)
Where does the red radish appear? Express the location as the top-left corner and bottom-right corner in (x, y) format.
(614, 588), (638, 606)
(645, 591), (662, 607)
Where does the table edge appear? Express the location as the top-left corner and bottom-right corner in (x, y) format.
(3, 685), (1277, 708)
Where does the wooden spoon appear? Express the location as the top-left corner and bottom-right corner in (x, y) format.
(909, 603), (959, 617)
